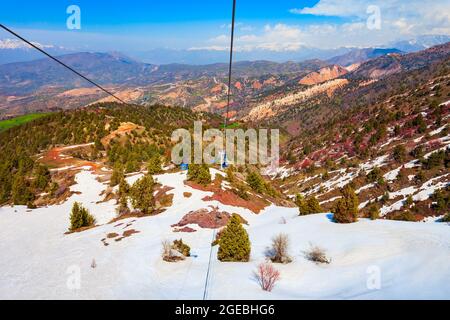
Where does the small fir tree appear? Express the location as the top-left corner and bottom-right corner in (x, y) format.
(70, 202), (95, 231)
(218, 214), (251, 262)
(246, 170), (266, 194)
(147, 154), (163, 175)
(333, 185), (359, 223)
(187, 164), (211, 185)
(129, 174), (155, 215)
(368, 204), (380, 220)
(110, 163), (124, 187)
(296, 194), (322, 215)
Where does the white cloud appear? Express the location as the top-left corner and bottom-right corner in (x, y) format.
(189, 0), (450, 53)
(210, 34), (229, 43)
(290, 0), (450, 36)
(188, 45), (229, 51)
(292, 0), (369, 18)
(191, 24), (306, 52)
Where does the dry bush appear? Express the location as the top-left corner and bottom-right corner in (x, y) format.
(254, 263), (281, 292)
(269, 233), (292, 264)
(304, 244), (331, 264)
(161, 240), (185, 262)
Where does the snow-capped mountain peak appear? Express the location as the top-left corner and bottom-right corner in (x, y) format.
(0, 38), (54, 50)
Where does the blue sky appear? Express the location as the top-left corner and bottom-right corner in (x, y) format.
(0, 1), (329, 26)
(0, 0), (333, 49)
(1, 0), (449, 61)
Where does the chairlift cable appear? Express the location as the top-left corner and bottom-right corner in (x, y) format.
(223, 0), (236, 130)
(221, 0), (236, 168)
(0, 23), (127, 104)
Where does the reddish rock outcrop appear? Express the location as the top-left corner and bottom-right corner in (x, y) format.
(172, 207), (248, 230)
(299, 65), (348, 86)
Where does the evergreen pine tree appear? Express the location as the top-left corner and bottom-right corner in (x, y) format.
(333, 185), (359, 223)
(306, 196), (323, 214)
(226, 166), (235, 183)
(118, 177), (130, 198)
(297, 194), (322, 215)
(118, 194), (129, 216)
(218, 214), (251, 262)
(431, 189), (448, 214)
(33, 165), (51, 191)
(69, 202), (95, 231)
(110, 163), (124, 187)
(368, 204), (380, 220)
(130, 174), (155, 214)
(246, 170), (266, 194)
(187, 164), (211, 185)
(147, 154), (163, 175)
(11, 171), (33, 205)
(296, 194), (308, 215)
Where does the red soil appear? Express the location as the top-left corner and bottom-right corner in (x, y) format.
(39, 145), (100, 171)
(185, 180), (268, 214)
(173, 226), (197, 233)
(172, 206), (248, 230)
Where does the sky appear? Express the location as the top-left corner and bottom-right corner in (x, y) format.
(0, 0), (449, 62)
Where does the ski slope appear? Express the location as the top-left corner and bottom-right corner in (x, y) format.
(0, 168), (449, 300)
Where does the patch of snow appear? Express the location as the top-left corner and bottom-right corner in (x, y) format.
(1, 168), (450, 300)
(423, 145), (450, 159)
(380, 137), (399, 148)
(125, 173), (145, 186)
(389, 186), (417, 200)
(429, 125), (447, 136)
(384, 167), (401, 182)
(265, 166), (293, 179)
(210, 168), (226, 180)
(380, 174), (449, 216)
(413, 174), (449, 202)
(59, 143), (94, 151)
(319, 196), (341, 205)
(356, 183), (375, 194)
(50, 165), (75, 172)
(422, 215), (445, 223)
(359, 155), (389, 171)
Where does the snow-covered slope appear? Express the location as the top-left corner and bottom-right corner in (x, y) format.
(0, 167), (449, 299)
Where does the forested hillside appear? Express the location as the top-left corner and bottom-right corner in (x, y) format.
(0, 102), (220, 205)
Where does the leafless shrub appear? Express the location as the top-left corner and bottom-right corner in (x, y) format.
(254, 263), (281, 292)
(162, 240), (185, 262)
(269, 233), (292, 264)
(304, 243), (331, 264)
(279, 217), (287, 224)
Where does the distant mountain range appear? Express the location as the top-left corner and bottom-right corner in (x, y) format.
(327, 48), (403, 67)
(1, 35), (449, 66)
(129, 47), (353, 65)
(0, 52), (329, 96)
(0, 40), (449, 119)
(388, 34), (450, 53)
